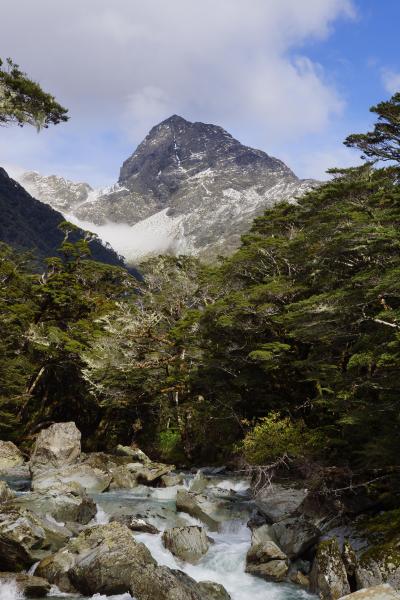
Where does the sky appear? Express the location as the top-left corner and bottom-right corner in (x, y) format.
(0, 0), (399, 187)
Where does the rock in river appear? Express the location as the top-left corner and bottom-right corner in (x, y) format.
(162, 526), (210, 564)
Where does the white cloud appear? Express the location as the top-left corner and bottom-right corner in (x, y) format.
(381, 69), (400, 95)
(0, 0), (355, 184)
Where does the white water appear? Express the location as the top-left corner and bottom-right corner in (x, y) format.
(0, 474), (315, 600)
(93, 476), (315, 600)
(0, 581), (23, 600)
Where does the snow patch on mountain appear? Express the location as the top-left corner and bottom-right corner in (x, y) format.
(67, 208), (191, 262)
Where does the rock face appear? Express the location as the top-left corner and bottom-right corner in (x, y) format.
(36, 522), (213, 599)
(0, 573), (51, 598)
(0, 441), (24, 471)
(310, 538), (351, 600)
(338, 584), (400, 599)
(18, 116), (317, 263)
(162, 526), (210, 564)
(356, 543), (400, 591)
(20, 171), (93, 213)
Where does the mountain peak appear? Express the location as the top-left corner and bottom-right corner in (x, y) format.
(160, 114), (189, 126)
(16, 116), (318, 263)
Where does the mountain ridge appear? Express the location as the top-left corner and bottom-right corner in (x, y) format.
(17, 115), (318, 262)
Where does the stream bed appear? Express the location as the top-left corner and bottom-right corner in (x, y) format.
(1, 473), (316, 600)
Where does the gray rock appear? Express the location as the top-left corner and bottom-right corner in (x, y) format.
(30, 422), (81, 476)
(135, 461), (175, 485)
(36, 521), (156, 594)
(110, 515), (159, 534)
(356, 544), (400, 591)
(190, 471), (210, 493)
(290, 570), (310, 588)
(0, 441), (24, 472)
(245, 529), (289, 583)
(176, 490), (220, 531)
(109, 464), (139, 489)
(115, 445), (151, 463)
(0, 506), (70, 570)
(0, 573), (51, 598)
(0, 480), (15, 502)
(254, 483), (308, 522)
(270, 515), (320, 558)
(36, 522), (208, 599)
(10, 488), (96, 525)
(161, 473), (183, 487)
(246, 559), (289, 582)
(338, 584), (400, 599)
(197, 581), (231, 600)
(32, 463), (111, 493)
(310, 538), (351, 600)
(162, 526), (210, 564)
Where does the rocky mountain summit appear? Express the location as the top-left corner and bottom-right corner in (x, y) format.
(18, 115), (317, 262)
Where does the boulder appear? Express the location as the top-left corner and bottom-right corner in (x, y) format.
(338, 584), (400, 599)
(30, 422), (81, 475)
(82, 451), (129, 471)
(162, 526), (210, 564)
(254, 483), (308, 522)
(110, 515), (159, 534)
(0, 573), (51, 598)
(0, 441), (24, 472)
(10, 488), (96, 525)
(356, 543), (400, 591)
(135, 462), (175, 485)
(270, 515), (320, 558)
(0, 506), (70, 570)
(161, 473), (183, 487)
(36, 521), (156, 594)
(310, 538), (351, 600)
(197, 581), (231, 600)
(190, 471), (210, 493)
(115, 445), (151, 464)
(176, 490), (220, 531)
(36, 522), (208, 599)
(0, 480), (15, 502)
(290, 570), (310, 588)
(109, 464), (139, 489)
(32, 463), (111, 493)
(245, 531), (289, 582)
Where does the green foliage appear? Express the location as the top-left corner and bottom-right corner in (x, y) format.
(0, 57), (68, 128)
(2, 90), (400, 479)
(345, 92), (400, 162)
(158, 429), (185, 463)
(240, 412), (320, 464)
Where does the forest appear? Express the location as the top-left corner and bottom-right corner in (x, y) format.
(1, 92), (400, 510)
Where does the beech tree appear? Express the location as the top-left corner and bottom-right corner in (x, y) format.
(345, 91), (400, 162)
(0, 57), (68, 129)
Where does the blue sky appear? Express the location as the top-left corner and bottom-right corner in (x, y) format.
(0, 0), (399, 187)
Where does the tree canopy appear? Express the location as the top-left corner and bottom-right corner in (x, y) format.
(0, 57), (68, 129)
(1, 91), (400, 505)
